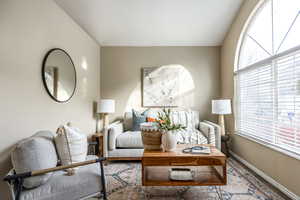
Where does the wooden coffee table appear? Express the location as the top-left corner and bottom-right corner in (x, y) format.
(142, 144), (227, 186)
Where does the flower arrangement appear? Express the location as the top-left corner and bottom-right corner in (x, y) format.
(155, 108), (186, 132)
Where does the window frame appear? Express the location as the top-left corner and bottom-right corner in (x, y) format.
(234, 0), (300, 160)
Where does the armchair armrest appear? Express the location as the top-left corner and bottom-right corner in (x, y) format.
(4, 157), (105, 182)
(3, 157), (107, 200)
(202, 121), (221, 150)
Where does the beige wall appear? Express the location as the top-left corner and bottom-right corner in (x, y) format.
(101, 46), (220, 121)
(221, 0), (300, 197)
(0, 0), (100, 198)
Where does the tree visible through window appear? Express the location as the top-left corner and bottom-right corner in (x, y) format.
(235, 0), (300, 155)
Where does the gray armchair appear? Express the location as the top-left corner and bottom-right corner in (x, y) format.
(3, 131), (107, 200)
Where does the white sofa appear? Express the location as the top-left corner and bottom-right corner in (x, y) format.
(103, 110), (221, 160)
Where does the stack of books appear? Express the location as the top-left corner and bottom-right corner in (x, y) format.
(182, 146), (211, 154)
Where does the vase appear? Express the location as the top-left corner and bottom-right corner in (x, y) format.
(161, 130), (177, 152)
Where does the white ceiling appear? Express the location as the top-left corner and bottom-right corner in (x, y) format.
(54, 0), (244, 46)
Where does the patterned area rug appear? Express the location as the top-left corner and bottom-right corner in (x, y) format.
(99, 158), (288, 200)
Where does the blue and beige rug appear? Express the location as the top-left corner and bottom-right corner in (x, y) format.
(102, 158), (288, 200)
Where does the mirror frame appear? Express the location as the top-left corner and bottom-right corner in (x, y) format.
(42, 48), (77, 103)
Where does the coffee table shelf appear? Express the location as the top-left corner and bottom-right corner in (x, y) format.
(142, 144), (227, 187)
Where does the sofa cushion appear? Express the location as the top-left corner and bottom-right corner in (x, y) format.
(132, 109), (149, 131)
(123, 112), (133, 131)
(11, 131), (58, 189)
(19, 155), (102, 200)
(116, 131), (144, 148)
(170, 110), (199, 130)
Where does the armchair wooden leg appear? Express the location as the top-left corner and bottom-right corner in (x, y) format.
(14, 177), (24, 200)
(100, 160), (107, 200)
(100, 159), (108, 166)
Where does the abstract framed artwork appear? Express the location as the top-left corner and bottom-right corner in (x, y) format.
(142, 66), (181, 107)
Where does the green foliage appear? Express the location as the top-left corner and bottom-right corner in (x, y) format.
(155, 108), (186, 132)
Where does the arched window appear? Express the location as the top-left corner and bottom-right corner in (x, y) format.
(235, 0), (300, 156)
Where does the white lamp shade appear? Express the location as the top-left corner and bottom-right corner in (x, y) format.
(97, 99), (115, 113)
(212, 99), (231, 115)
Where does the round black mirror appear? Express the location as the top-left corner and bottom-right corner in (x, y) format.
(42, 48), (76, 103)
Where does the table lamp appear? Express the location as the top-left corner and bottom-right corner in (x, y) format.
(97, 99), (115, 132)
(212, 99), (232, 136)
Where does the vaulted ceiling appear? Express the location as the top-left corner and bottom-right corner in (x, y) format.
(55, 0), (244, 46)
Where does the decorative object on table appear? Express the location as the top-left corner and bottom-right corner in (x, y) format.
(140, 122), (162, 150)
(97, 99), (115, 132)
(212, 99), (232, 136)
(142, 65), (183, 107)
(42, 48), (77, 103)
(161, 131), (178, 152)
(55, 123), (88, 175)
(92, 132), (104, 157)
(132, 109), (149, 131)
(155, 108), (186, 152)
(221, 134), (231, 157)
(182, 146), (211, 154)
(169, 168), (195, 181)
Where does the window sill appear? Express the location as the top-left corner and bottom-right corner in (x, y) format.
(234, 132), (300, 161)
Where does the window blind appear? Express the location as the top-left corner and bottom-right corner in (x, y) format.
(235, 50), (300, 155)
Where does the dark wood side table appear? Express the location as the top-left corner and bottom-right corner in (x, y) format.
(221, 134), (230, 157)
(92, 133), (104, 157)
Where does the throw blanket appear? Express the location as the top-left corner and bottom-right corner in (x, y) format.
(169, 111), (207, 144)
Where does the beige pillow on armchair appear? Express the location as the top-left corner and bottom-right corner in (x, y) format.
(55, 124), (87, 174)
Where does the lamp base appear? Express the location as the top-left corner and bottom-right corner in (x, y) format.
(102, 113), (109, 131)
(218, 114), (226, 136)
(96, 115), (100, 133)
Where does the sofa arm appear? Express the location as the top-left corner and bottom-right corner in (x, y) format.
(106, 122), (124, 152)
(199, 122), (216, 146)
(201, 121), (221, 150)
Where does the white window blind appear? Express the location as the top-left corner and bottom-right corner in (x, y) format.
(276, 52), (300, 153)
(235, 0), (300, 156)
(236, 50), (300, 155)
(236, 63), (274, 143)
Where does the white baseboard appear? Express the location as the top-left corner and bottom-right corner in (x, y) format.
(230, 151), (299, 200)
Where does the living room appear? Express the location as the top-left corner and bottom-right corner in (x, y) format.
(0, 0), (299, 199)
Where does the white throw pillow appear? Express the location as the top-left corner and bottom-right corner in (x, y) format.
(55, 125), (87, 173)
